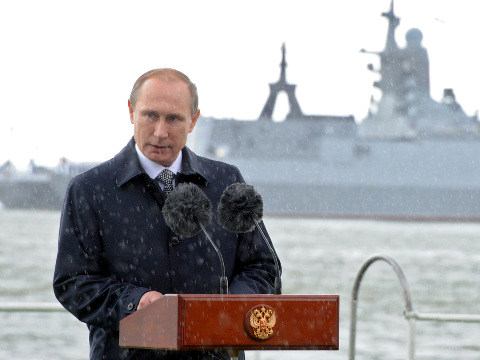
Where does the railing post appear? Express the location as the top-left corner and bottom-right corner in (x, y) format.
(407, 317), (416, 360)
(349, 254), (415, 360)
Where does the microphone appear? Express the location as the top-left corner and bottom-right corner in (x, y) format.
(162, 183), (228, 294)
(217, 183), (282, 294)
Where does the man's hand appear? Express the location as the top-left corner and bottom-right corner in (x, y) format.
(137, 291), (163, 310)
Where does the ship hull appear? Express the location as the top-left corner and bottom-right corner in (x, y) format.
(252, 182), (480, 222)
(189, 117), (480, 222)
(2, 118), (479, 222)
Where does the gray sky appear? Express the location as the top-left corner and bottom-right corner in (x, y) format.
(1, 0), (478, 168)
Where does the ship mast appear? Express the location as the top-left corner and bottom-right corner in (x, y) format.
(279, 43), (287, 83)
(259, 43), (304, 121)
(375, 0), (400, 96)
(359, 0), (416, 138)
(382, 0), (399, 54)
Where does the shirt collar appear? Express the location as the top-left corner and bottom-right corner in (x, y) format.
(115, 137), (210, 187)
(135, 143), (182, 179)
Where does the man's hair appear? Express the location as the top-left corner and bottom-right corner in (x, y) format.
(129, 68), (199, 116)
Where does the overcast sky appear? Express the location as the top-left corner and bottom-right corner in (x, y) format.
(1, 0), (478, 169)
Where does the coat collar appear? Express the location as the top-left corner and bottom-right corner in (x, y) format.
(114, 137), (211, 187)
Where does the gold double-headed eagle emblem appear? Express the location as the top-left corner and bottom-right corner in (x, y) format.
(245, 305), (278, 341)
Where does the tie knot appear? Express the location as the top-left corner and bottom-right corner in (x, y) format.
(157, 169), (175, 196)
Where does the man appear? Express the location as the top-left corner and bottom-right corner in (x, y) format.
(53, 68), (279, 360)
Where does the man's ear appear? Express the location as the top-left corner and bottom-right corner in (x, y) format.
(189, 109), (201, 133)
(128, 99), (134, 124)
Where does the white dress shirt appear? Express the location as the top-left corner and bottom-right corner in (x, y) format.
(135, 144), (182, 190)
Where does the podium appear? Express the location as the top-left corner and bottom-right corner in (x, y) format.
(120, 294), (339, 351)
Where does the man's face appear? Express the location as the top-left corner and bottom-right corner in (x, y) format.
(129, 77), (200, 167)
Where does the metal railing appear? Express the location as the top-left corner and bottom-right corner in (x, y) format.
(0, 302), (65, 312)
(349, 254), (480, 360)
(3, 256), (480, 360)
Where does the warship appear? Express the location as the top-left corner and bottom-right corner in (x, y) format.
(189, 1), (480, 221)
(0, 159), (94, 209)
(1, 2), (479, 220)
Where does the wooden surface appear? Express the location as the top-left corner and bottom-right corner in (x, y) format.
(120, 294), (339, 351)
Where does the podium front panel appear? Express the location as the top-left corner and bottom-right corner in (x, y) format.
(120, 294), (339, 351)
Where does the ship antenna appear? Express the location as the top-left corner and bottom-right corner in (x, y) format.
(382, 0), (400, 52)
(280, 42), (287, 83)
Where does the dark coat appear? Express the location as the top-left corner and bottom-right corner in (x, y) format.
(53, 138), (279, 360)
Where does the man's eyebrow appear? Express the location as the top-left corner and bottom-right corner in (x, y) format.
(167, 112), (185, 119)
(141, 109), (159, 115)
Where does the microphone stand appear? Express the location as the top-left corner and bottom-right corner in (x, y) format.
(253, 218), (282, 295)
(199, 223), (228, 295)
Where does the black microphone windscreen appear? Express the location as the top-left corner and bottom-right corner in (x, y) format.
(217, 183), (263, 233)
(162, 183), (213, 237)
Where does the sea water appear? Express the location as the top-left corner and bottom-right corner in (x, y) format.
(0, 210), (479, 360)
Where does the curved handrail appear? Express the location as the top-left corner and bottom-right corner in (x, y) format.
(349, 254), (414, 360)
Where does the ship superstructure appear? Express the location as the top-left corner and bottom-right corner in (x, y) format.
(360, 0), (478, 138)
(190, 1), (480, 221)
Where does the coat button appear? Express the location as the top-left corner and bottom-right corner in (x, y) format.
(170, 236), (180, 246)
(127, 302), (134, 311)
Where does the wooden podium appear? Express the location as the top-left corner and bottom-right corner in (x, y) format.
(120, 294), (339, 351)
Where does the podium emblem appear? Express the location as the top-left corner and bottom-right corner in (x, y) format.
(245, 305), (278, 341)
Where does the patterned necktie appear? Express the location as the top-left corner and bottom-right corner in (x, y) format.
(157, 169), (175, 197)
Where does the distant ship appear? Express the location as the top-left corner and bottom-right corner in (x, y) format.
(2, 1), (479, 220)
(0, 159), (95, 210)
(189, 1), (480, 221)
